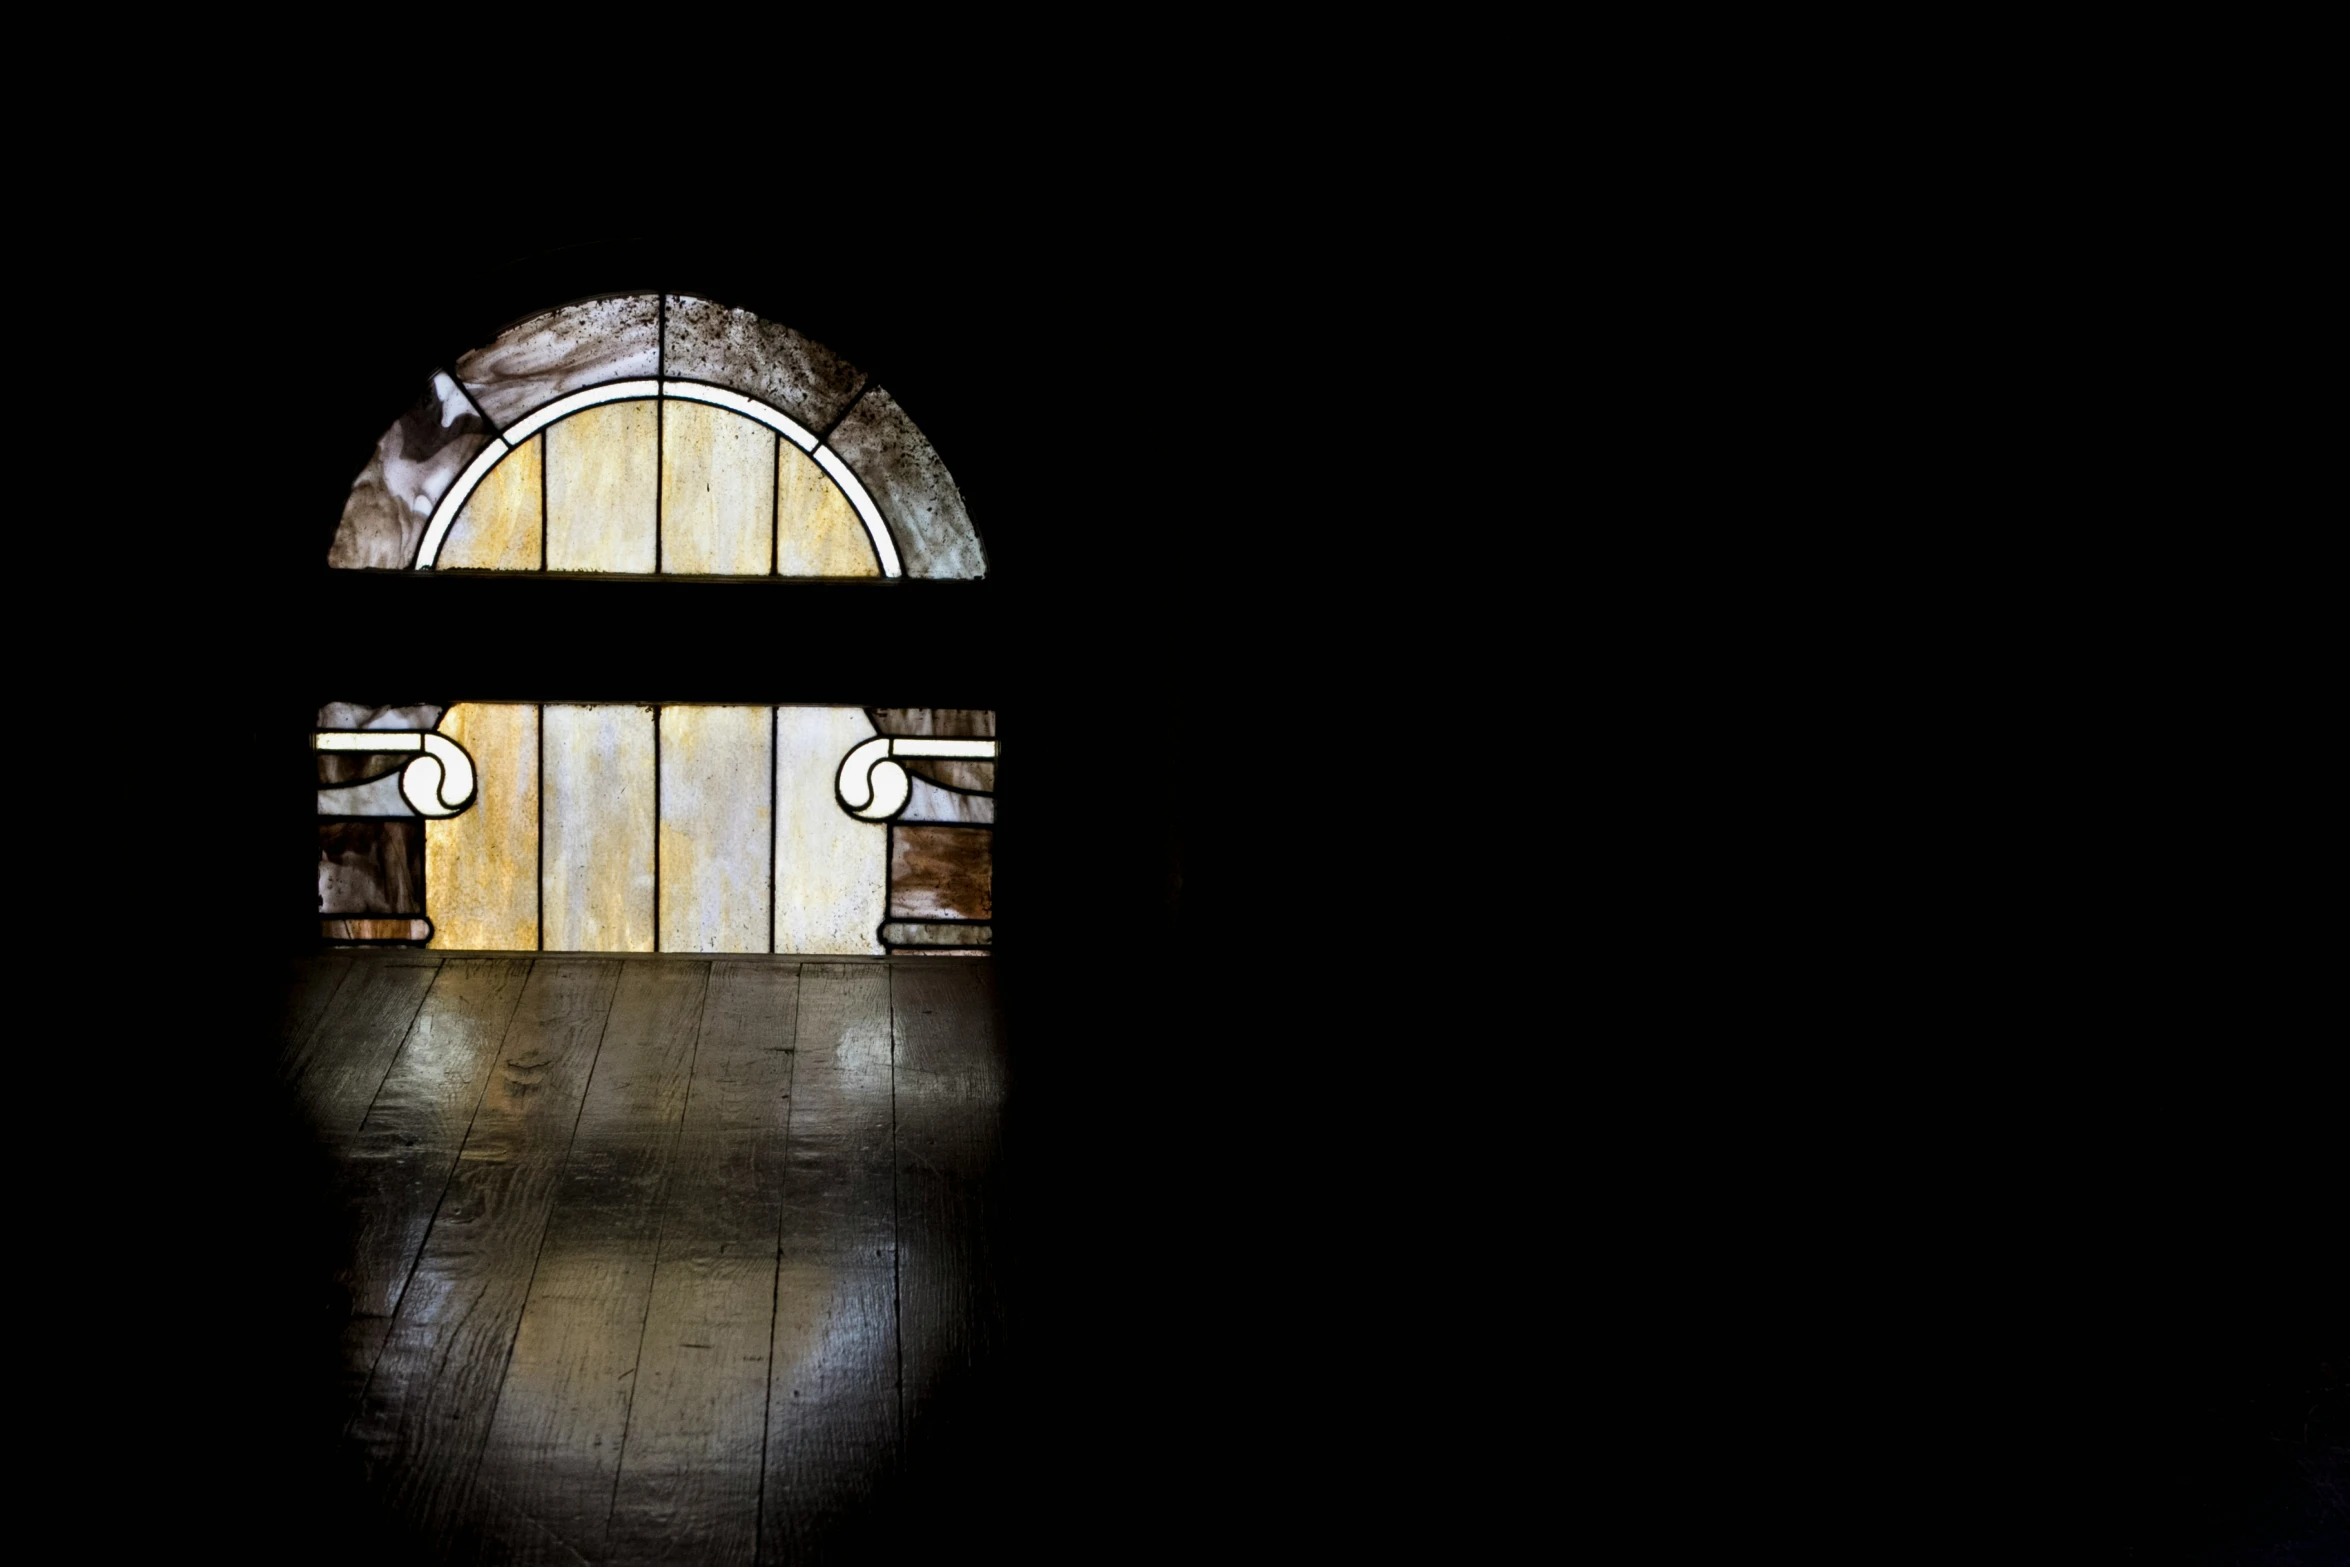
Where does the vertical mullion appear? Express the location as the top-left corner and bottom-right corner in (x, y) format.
(770, 430), (780, 577)
(768, 706), (778, 954)
(537, 432), (547, 573)
(536, 703), (545, 950)
(653, 705), (662, 953)
(655, 292), (667, 579)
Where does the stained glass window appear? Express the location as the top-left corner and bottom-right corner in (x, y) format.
(327, 294), (981, 580)
(316, 704), (996, 955)
(319, 293), (995, 955)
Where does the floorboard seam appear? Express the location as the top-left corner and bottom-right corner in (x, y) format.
(890, 966), (906, 1469)
(466, 960), (628, 1518)
(349, 958), (540, 1433)
(351, 964), (444, 1134)
(602, 961), (715, 1549)
(754, 962), (806, 1566)
(282, 957), (358, 1085)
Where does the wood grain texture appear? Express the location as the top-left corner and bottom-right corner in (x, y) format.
(605, 961), (801, 1565)
(289, 955), (443, 1133)
(336, 958), (534, 1413)
(349, 958), (621, 1555)
(760, 963), (902, 1563)
(890, 961), (1008, 1497)
(276, 952), (355, 1069)
(471, 959), (709, 1564)
(288, 954), (1007, 1555)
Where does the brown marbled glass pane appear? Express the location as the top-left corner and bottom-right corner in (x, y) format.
(825, 385), (985, 579)
(319, 819), (424, 916)
(546, 401), (659, 573)
(317, 753), (407, 787)
(320, 918), (432, 942)
(887, 826), (993, 922)
(327, 373), (492, 570)
(880, 920), (993, 948)
(776, 441), (879, 576)
(661, 402), (774, 576)
(457, 294), (661, 428)
(440, 433), (543, 571)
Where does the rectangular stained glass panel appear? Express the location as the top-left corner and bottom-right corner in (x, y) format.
(774, 707), (888, 955)
(440, 433), (543, 571)
(543, 704), (656, 952)
(659, 705), (772, 953)
(545, 401), (658, 573)
(887, 826), (993, 922)
(661, 401), (775, 576)
(426, 703), (540, 950)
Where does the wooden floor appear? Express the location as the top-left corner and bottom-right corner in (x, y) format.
(273, 951), (1006, 1565)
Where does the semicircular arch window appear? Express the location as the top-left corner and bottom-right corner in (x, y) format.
(317, 294), (995, 958)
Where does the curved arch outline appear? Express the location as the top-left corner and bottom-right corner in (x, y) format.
(412, 381), (903, 576)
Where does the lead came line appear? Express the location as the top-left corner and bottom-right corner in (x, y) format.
(600, 961), (713, 1547)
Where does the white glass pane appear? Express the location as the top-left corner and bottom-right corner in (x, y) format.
(543, 704), (656, 951)
(659, 705), (772, 953)
(774, 707), (887, 956)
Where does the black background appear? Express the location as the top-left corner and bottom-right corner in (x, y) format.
(43, 169), (1367, 1556)
(31, 137), (2342, 1561)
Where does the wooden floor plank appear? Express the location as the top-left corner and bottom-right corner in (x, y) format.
(276, 951), (355, 1064)
(469, 958), (711, 1565)
(604, 961), (802, 1567)
(348, 957), (622, 1557)
(334, 958), (536, 1413)
(891, 962), (1009, 1498)
(759, 963), (903, 1564)
(290, 954), (445, 1133)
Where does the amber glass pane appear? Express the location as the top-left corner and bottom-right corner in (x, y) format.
(776, 443), (879, 577)
(659, 705), (772, 953)
(441, 433), (544, 570)
(661, 402), (775, 575)
(543, 704), (656, 951)
(425, 703), (539, 950)
(546, 401), (658, 573)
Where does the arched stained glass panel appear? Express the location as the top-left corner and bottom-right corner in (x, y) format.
(319, 294), (995, 955)
(327, 294), (982, 579)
